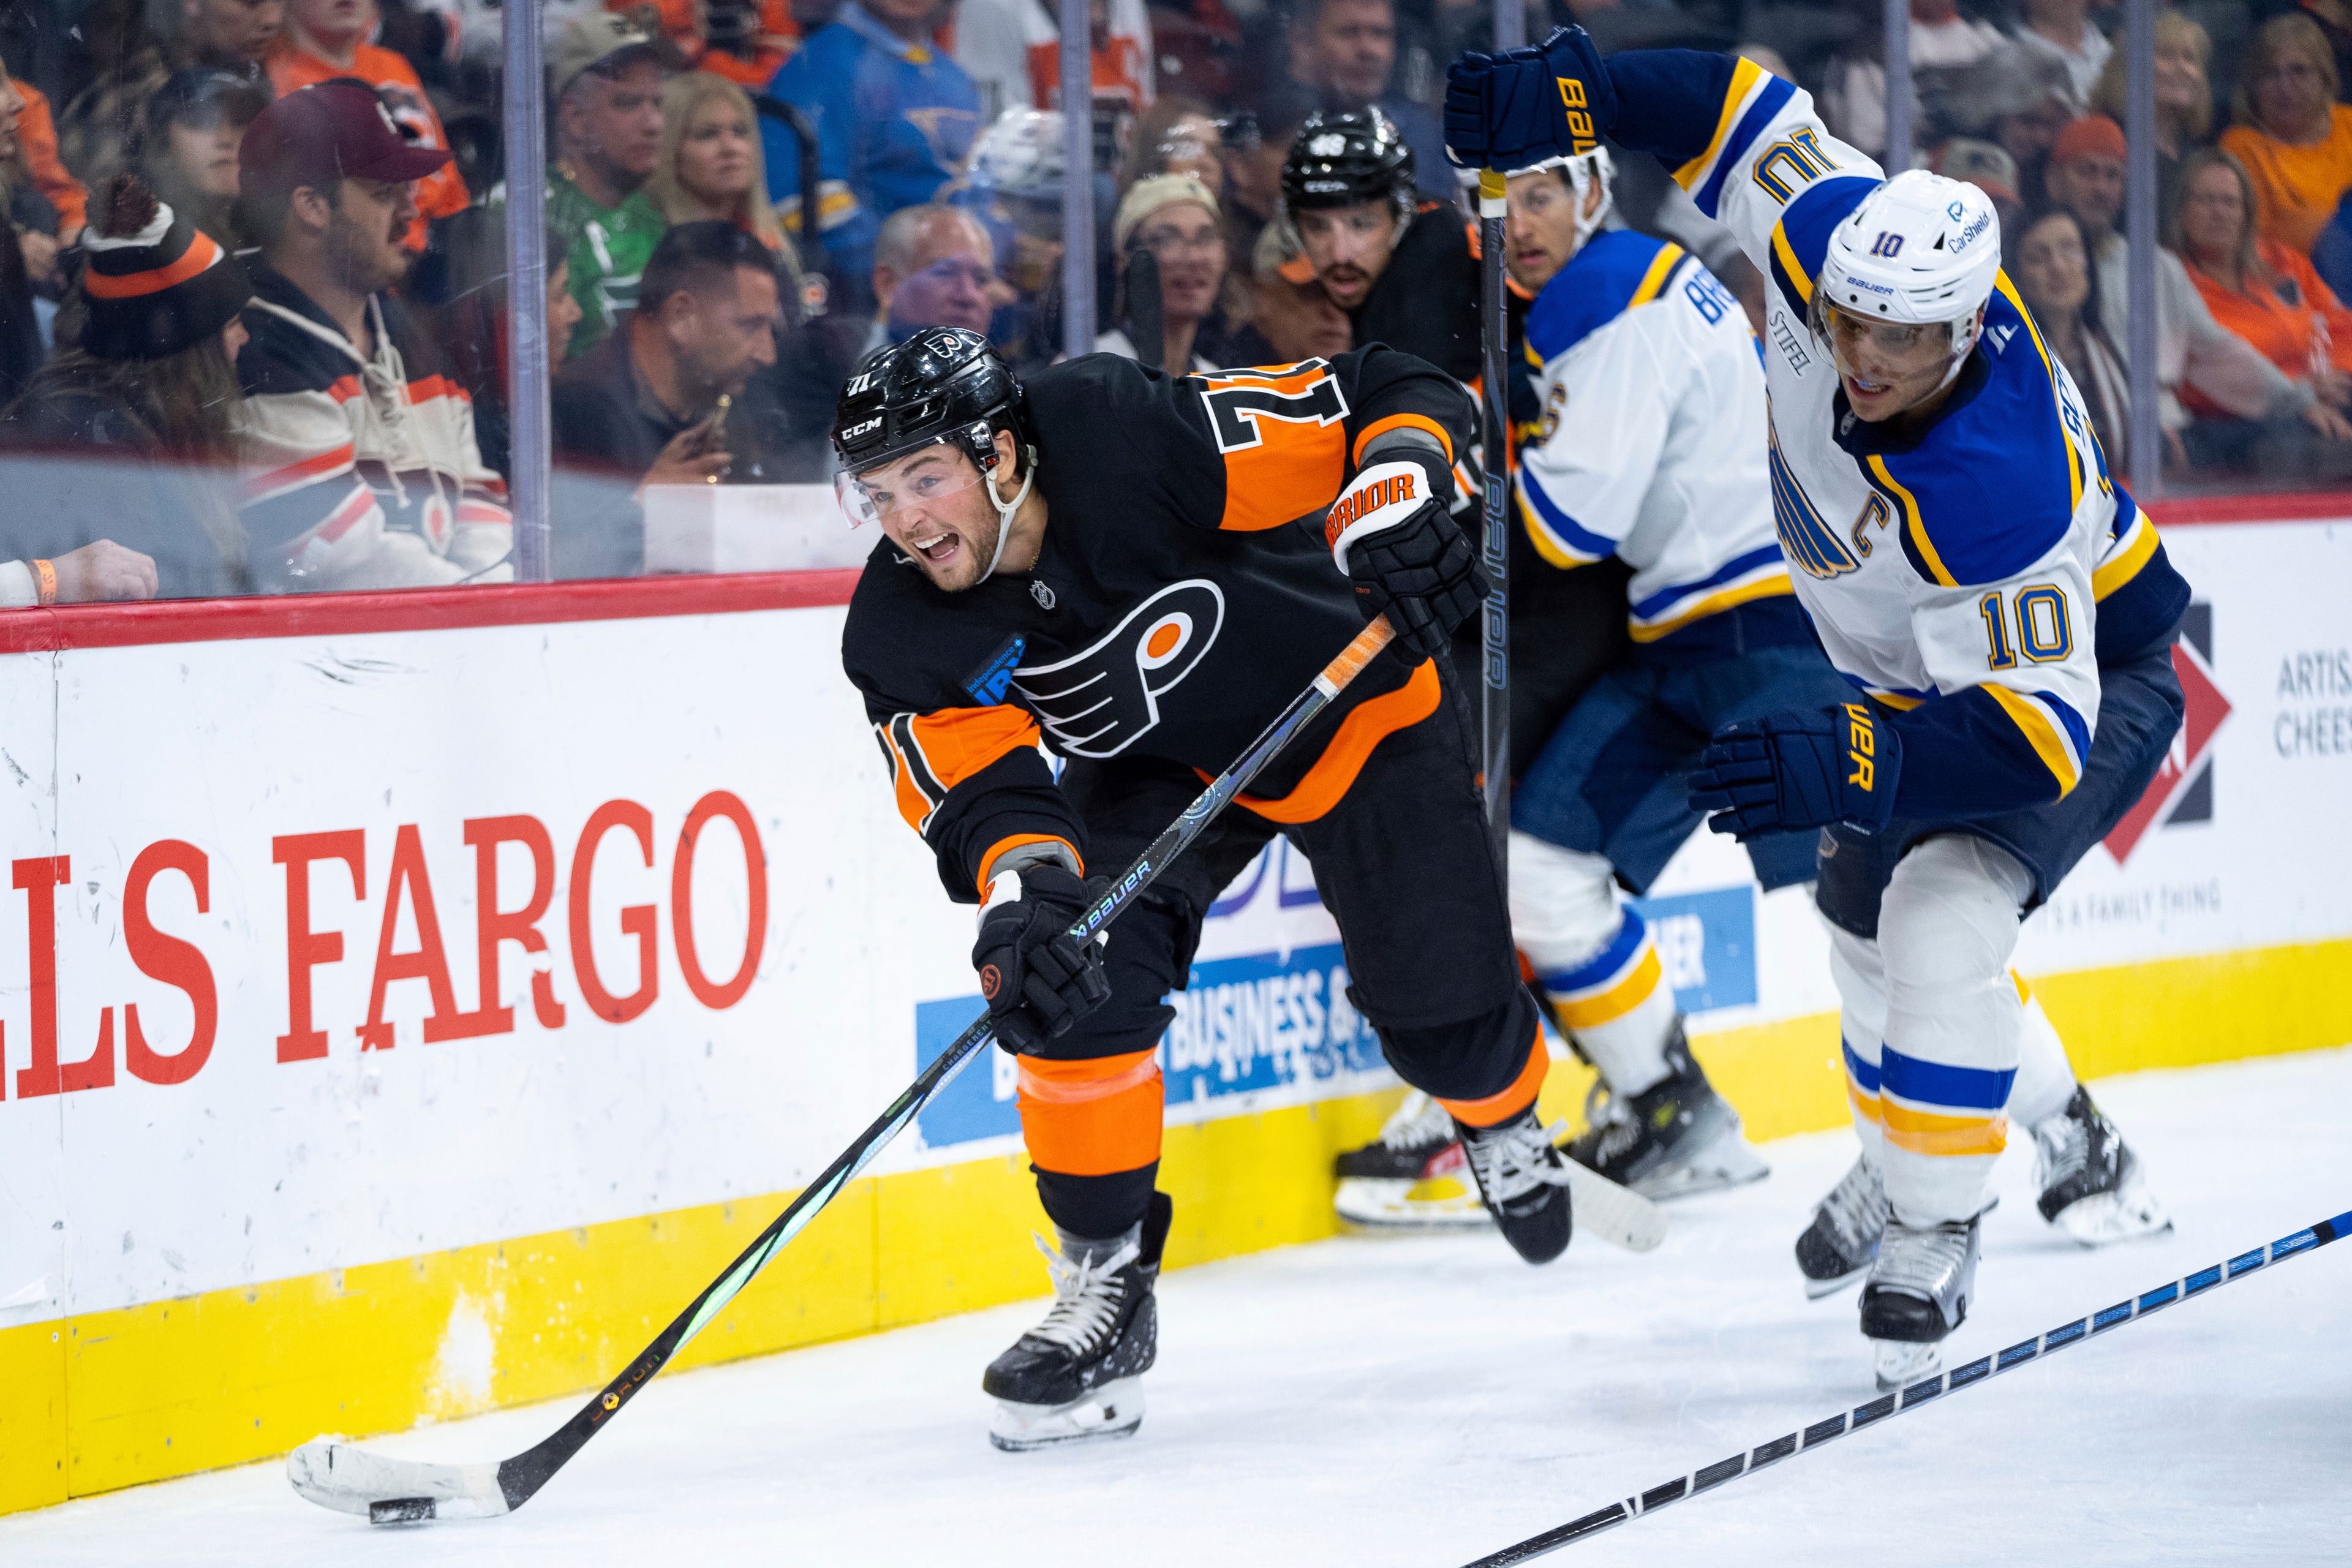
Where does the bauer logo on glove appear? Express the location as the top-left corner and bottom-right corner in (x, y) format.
(1687, 703), (1904, 840)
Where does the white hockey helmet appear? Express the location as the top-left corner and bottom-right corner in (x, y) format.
(1814, 169), (2000, 344)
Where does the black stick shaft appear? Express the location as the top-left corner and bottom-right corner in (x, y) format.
(489, 617), (1400, 1511)
(1462, 1205), (2352, 1565)
(1476, 168), (1511, 858)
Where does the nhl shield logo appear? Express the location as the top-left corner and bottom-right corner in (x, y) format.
(1011, 580), (1224, 756)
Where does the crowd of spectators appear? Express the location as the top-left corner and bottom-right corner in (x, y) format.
(9, 0), (2352, 603)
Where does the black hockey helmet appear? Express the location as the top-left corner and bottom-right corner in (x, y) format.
(1279, 107), (1415, 213)
(831, 326), (1030, 479)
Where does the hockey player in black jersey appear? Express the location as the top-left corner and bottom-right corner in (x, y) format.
(835, 327), (1571, 1450)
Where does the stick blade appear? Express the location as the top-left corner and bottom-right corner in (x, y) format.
(288, 1436), (510, 1523)
(1562, 1160), (1668, 1253)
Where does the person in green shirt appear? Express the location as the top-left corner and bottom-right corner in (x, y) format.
(543, 14), (673, 358)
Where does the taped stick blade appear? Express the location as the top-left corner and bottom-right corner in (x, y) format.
(288, 1436), (510, 1523)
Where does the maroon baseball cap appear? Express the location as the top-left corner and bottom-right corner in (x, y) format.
(239, 81), (453, 194)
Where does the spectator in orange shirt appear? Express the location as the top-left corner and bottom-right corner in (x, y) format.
(266, 0), (469, 249)
(2218, 13), (2352, 257)
(2175, 147), (2352, 410)
(10, 84), (90, 243)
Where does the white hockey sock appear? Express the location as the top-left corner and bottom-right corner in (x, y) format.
(1509, 832), (1675, 1096)
(2006, 981), (2078, 1129)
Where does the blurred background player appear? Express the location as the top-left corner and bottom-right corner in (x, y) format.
(835, 328), (1575, 1450)
(1449, 31), (2185, 1388)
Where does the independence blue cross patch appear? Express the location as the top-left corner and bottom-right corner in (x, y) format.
(965, 636), (1027, 706)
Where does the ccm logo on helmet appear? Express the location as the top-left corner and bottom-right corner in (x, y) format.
(842, 416), (883, 440)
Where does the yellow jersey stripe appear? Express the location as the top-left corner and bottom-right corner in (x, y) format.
(1672, 57), (1766, 190)
(1986, 685), (2081, 796)
(2092, 514), (2161, 600)
(1881, 1101), (2010, 1156)
(1628, 243), (1687, 307)
(1770, 219), (1814, 304)
(1995, 273), (2082, 513)
(1626, 571), (1795, 642)
(1866, 456), (1953, 587)
(1517, 485), (1600, 568)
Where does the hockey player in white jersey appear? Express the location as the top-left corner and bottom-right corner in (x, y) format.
(1448, 34), (2188, 1387)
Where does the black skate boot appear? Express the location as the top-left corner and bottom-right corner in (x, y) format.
(1566, 1024), (1770, 1200)
(1333, 1091), (1490, 1231)
(984, 1191), (1172, 1452)
(1457, 1107), (1574, 1264)
(1795, 1153), (1890, 1298)
(1860, 1213), (1980, 1390)
(2031, 1085), (2171, 1247)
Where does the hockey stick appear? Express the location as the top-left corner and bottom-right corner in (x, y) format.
(1459, 1204), (2352, 1564)
(290, 614), (1415, 1525)
(1475, 167), (1511, 855)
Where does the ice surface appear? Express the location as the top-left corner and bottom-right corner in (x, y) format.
(7, 1050), (2348, 1567)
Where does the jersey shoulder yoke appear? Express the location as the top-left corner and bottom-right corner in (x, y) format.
(1525, 230), (1689, 366)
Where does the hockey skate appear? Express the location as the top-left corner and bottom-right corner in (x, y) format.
(1457, 1107), (1574, 1263)
(1860, 1213), (1980, 1391)
(1566, 1025), (1769, 1200)
(2032, 1085), (2171, 1247)
(1333, 1091), (1492, 1231)
(1794, 1153), (1890, 1298)
(984, 1193), (1171, 1452)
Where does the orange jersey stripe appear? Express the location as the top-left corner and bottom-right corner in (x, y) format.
(1017, 1050), (1165, 1175)
(1351, 412), (1455, 466)
(1226, 657), (1441, 823)
(1437, 1028), (1547, 1127)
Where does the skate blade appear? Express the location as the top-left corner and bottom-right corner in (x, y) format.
(2049, 1177), (2173, 1249)
(1628, 1129), (1772, 1203)
(988, 1377), (1145, 1452)
(1335, 1176), (1494, 1232)
(1871, 1338), (1942, 1392)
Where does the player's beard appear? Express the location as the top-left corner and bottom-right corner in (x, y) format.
(903, 503), (1003, 593)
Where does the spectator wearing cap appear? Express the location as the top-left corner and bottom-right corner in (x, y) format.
(57, 0), (282, 189)
(552, 220), (819, 578)
(762, 0), (982, 293)
(542, 12), (674, 361)
(0, 173), (252, 601)
(138, 67), (271, 254)
(2090, 9), (2212, 237)
(234, 81), (513, 591)
(266, 0), (470, 251)
(2045, 111), (2352, 466)
(2220, 13), (2352, 258)
(1099, 173), (1227, 372)
(1285, 0), (1450, 203)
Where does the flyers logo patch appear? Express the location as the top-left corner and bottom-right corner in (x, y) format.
(1011, 581), (1224, 757)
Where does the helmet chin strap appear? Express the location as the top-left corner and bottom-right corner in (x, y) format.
(979, 447), (1038, 582)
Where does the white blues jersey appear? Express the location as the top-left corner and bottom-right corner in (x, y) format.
(1515, 229), (1789, 646)
(1598, 51), (2190, 816)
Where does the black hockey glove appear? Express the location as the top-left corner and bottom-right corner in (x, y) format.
(1326, 453), (1488, 661)
(972, 864), (1114, 1054)
(1687, 703), (1903, 840)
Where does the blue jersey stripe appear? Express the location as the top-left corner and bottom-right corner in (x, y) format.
(1880, 1045), (2017, 1112)
(1693, 76), (1794, 217)
(1518, 469), (1621, 559)
(2034, 688), (2092, 768)
(1627, 543), (1786, 619)
(1537, 906), (1649, 994)
(1842, 1038), (1881, 1095)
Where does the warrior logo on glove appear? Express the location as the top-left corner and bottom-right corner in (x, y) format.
(1012, 581), (1226, 757)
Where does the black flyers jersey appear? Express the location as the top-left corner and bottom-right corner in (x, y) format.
(841, 347), (1477, 902)
(1352, 206), (1483, 384)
